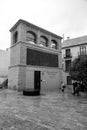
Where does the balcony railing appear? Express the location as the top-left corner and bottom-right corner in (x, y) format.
(78, 51), (87, 56)
(63, 53), (72, 59)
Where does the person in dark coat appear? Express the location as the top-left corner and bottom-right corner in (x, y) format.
(72, 81), (80, 96)
(72, 80), (77, 95)
(80, 82), (85, 92)
(74, 83), (80, 96)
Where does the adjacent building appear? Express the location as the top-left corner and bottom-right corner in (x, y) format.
(62, 35), (87, 85)
(8, 19), (62, 93)
(0, 49), (10, 83)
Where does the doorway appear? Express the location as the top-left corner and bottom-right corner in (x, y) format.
(34, 71), (41, 91)
(67, 76), (72, 85)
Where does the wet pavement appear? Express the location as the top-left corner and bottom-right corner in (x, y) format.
(0, 88), (87, 130)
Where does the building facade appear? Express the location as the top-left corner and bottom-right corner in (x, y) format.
(0, 49), (10, 83)
(8, 19), (62, 93)
(62, 35), (87, 85)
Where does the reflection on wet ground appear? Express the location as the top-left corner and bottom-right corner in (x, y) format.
(0, 89), (87, 130)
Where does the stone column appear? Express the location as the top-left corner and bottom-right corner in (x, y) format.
(36, 30), (40, 45)
(48, 35), (51, 48)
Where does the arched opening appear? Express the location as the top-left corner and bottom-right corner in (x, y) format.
(26, 31), (36, 43)
(40, 36), (48, 47)
(51, 40), (57, 49)
(13, 31), (18, 44)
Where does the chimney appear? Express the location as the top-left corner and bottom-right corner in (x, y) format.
(62, 34), (65, 42)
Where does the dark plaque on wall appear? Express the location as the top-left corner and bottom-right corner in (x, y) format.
(27, 48), (58, 67)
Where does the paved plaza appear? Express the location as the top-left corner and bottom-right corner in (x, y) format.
(0, 88), (87, 130)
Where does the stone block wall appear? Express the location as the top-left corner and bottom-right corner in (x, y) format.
(10, 43), (21, 66)
(8, 19), (62, 91)
(8, 66), (19, 90)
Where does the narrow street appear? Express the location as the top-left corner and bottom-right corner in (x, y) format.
(0, 88), (87, 130)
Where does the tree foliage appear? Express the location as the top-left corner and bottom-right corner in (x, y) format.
(69, 55), (87, 86)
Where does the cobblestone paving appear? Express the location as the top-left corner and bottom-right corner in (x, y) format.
(0, 89), (87, 130)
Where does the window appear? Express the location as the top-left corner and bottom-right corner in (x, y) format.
(65, 60), (71, 72)
(40, 36), (48, 47)
(65, 49), (71, 58)
(27, 48), (58, 67)
(80, 45), (86, 55)
(26, 31), (36, 43)
(51, 40), (57, 49)
(13, 31), (18, 44)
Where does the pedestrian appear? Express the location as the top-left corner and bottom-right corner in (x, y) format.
(60, 82), (66, 93)
(72, 80), (77, 95)
(80, 82), (85, 92)
(72, 81), (80, 96)
(74, 83), (80, 96)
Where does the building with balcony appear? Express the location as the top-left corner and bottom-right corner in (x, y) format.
(8, 19), (62, 93)
(62, 35), (87, 85)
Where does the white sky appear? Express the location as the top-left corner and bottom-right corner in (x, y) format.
(0, 0), (87, 50)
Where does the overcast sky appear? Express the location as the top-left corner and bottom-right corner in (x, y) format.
(0, 0), (87, 50)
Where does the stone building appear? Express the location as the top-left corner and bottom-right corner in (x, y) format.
(8, 19), (62, 93)
(0, 49), (10, 83)
(62, 35), (87, 85)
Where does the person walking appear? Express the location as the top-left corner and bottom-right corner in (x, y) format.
(72, 80), (77, 95)
(60, 82), (66, 93)
(72, 81), (80, 96)
(75, 83), (80, 96)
